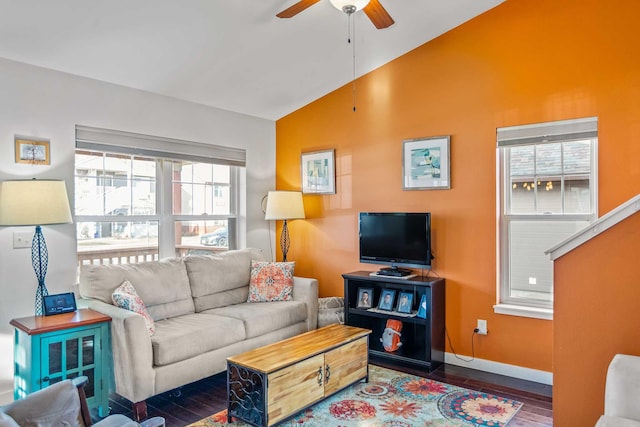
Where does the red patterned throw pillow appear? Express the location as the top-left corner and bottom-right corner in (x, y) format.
(112, 280), (155, 336)
(247, 261), (295, 302)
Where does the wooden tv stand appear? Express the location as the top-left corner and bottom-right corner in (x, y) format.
(226, 324), (371, 427)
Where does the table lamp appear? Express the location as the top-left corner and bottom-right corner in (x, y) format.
(264, 191), (305, 262)
(0, 179), (73, 315)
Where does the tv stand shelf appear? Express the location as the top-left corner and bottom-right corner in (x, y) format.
(342, 271), (445, 371)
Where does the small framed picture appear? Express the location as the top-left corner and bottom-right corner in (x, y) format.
(417, 294), (428, 319)
(378, 289), (396, 311)
(402, 135), (450, 190)
(357, 288), (373, 308)
(15, 138), (50, 165)
(396, 291), (413, 314)
(301, 149), (336, 194)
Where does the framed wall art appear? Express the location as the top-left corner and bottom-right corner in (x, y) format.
(15, 138), (50, 165)
(301, 149), (335, 194)
(402, 136), (450, 190)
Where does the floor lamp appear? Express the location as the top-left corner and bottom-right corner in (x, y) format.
(264, 191), (305, 262)
(0, 179), (73, 315)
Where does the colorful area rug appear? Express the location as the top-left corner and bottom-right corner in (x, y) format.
(188, 365), (523, 427)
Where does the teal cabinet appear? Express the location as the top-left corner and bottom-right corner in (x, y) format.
(11, 309), (111, 417)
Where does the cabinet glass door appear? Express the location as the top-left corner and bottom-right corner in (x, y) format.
(41, 328), (100, 399)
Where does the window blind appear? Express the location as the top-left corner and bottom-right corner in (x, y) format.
(76, 125), (246, 167)
(497, 117), (597, 147)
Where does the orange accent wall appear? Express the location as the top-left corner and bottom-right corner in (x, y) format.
(276, 0), (640, 401)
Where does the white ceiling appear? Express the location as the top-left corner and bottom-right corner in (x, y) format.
(0, 0), (503, 120)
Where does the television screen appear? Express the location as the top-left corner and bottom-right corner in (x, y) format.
(359, 212), (433, 271)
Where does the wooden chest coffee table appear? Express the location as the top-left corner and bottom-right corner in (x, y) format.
(226, 324), (371, 427)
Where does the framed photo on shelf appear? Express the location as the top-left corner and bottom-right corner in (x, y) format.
(378, 289), (396, 311)
(15, 138), (50, 165)
(417, 294), (428, 319)
(396, 292), (413, 314)
(357, 288), (373, 309)
(301, 149), (336, 194)
(402, 135), (450, 190)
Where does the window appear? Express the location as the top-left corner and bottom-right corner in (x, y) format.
(74, 126), (245, 267)
(496, 117), (597, 318)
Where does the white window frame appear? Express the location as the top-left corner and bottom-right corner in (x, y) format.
(495, 118), (598, 319)
(75, 126), (245, 260)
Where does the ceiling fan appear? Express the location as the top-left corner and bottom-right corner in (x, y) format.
(276, 0), (395, 29)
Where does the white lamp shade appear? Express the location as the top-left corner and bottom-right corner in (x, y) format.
(264, 191), (305, 220)
(329, 0), (371, 12)
(0, 179), (73, 226)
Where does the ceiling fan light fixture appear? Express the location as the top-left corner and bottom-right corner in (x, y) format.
(329, 0), (370, 13)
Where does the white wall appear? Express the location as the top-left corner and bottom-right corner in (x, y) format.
(0, 57), (276, 402)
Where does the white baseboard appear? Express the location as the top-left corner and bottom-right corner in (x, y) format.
(445, 352), (553, 385)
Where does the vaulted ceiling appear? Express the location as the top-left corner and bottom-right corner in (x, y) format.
(0, 0), (504, 120)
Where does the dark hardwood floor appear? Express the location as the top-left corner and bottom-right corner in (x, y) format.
(103, 361), (553, 426)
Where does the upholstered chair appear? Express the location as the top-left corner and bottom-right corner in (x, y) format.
(596, 354), (640, 426)
(0, 377), (164, 427)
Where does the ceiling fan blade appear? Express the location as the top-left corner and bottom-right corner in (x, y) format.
(276, 0), (322, 18)
(363, 0), (395, 29)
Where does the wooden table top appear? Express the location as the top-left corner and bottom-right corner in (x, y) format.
(227, 324), (371, 374)
(10, 309), (111, 335)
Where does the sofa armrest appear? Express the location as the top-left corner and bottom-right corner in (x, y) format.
(81, 299), (156, 403)
(604, 354), (640, 421)
(292, 277), (318, 330)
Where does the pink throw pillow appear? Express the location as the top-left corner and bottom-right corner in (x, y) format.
(247, 261), (295, 302)
(112, 280), (155, 336)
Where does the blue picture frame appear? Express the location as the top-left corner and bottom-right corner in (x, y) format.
(378, 289), (396, 311)
(417, 294), (428, 318)
(396, 291), (413, 314)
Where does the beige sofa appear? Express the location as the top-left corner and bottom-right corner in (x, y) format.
(596, 354), (640, 426)
(78, 248), (318, 420)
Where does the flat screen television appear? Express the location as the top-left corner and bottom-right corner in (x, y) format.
(359, 212), (433, 276)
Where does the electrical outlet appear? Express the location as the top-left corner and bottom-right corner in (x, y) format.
(477, 319), (488, 335)
(13, 231), (32, 249)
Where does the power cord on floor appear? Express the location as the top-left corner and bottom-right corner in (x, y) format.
(445, 326), (477, 363)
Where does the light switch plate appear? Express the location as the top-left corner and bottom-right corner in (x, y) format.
(13, 231), (32, 249)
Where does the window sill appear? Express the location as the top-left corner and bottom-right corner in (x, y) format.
(493, 304), (553, 320)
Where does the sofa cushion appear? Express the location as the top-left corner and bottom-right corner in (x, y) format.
(112, 280), (155, 336)
(80, 258), (194, 320)
(151, 313), (246, 366)
(184, 248), (265, 312)
(247, 261), (294, 302)
(204, 301), (307, 339)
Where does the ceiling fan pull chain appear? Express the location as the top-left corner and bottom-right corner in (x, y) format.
(352, 11), (357, 112)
